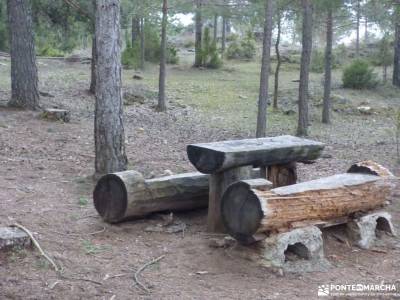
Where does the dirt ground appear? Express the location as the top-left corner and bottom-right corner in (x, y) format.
(0, 58), (400, 300)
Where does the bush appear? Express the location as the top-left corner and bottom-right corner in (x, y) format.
(226, 36), (256, 60)
(310, 50), (324, 73)
(201, 27), (222, 69)
(122, 44), (140, 69)
(37, 45), (65, 57)
(166, 44), (179, 64)
(342, 59), (378, 89)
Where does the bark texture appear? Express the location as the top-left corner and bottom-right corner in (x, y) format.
(221, 161), (394, 243)
(93, 171), (209, 223)
(297, 0), (313, 136)
(157, 0), (167, 112)
(94, 0), (127, 176)
(221, 16), (226, 56)
(140, 17), (145, 70)
(322, 7), (333, 124)
(394, 8), (400, 87)
(256, 0), (274, 138)
(356, 0), (360, 57)
(273, 11), (282, 110)
(7, 0), (39, 110)
(194, 0), (203, 67)
(89, 0), (97, 94)
(213, 14), (218, 43)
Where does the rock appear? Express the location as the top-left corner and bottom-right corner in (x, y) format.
(357, 106), (372, 115)
(331, 94), (350, 105)
(321, 153), (333, 159)
(161, 169), (174, 176)
(0, 227), (31, 250)
(238, 95), (248, 100)
(123, 92), (145, 105)
(209, 237), (236, 248)
(41, 109), (71, 123)
(283, 109), (296, 116)
(133, 74), (143, 80)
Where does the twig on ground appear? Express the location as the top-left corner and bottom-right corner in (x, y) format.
(134, 255), (165, 293)
(11, 223), (59, 272)
(89, 226), (106, 235)
(59, 273), (103, 285)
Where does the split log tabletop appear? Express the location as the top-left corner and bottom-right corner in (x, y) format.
(187, 135), (325, 232)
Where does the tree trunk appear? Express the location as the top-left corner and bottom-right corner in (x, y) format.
(356, 0), (360, 57)
(94, 0), (127, 177)
(384, 64), (387, 83)
(157, 0), (168, 112)
(221, 161), (394, 244)
(322, 7), (333, 124)
(7, 0), (39, 110)
(256, 0), (274, 138)
(93, 171), (210, 223)
(89, 35), (97, 94)
(221, 16), (226, 57)
(393, 8), (400, 87)
(364, 16), (368, 44)
(297, 0), (313, 136)
(273, 11), (282, 110)
(213, 14), (218, 43)
(131, 16), (140, 46)
(194, 0), (203, 67)
(140, 17), (145, 70)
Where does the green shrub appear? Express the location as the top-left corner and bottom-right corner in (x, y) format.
(226, 37), (256, 60)
(122, 43), (140, 69)
(37, 45), (65, 57)
(201, 27), (222, 69)
(310, 50), (324, 73)
(166, 44), (179, 64)
(342, 59), (378, 89)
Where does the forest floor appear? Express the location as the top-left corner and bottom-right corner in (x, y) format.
(0, 54), (400, 299)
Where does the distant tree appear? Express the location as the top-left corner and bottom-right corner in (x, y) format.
(256, 0), (274, 138)
(394, 4), (400, 87)
(7, 0), (39, 110)
(355, 0), (360, 56)
(194, 0), (203, 67)
(94, 0), (127, 176)
(158, 0), (168, 112)
(297, 0), (313, 136)
(90, 0), (97, 94)
(273, 9), (282, 110)
(378, 34), (392, 83)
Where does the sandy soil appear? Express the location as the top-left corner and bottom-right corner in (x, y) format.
(0, 60), (399, 300)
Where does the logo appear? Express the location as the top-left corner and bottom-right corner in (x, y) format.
(318, 285), (330, 297)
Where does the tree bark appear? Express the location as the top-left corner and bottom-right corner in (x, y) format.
(297, 0), (313, 136)
(273, 11), (282, 110)
(93, 171), (210, 223)
(221, 16), (226, 57)
(322, 6), (333, 124)
(256, 0), (274, 138)
(7, 0), (39, 110)
(393, 7), (400, 87)
(94, 0), (127, 177)
(157, 0), (167, 112)
(194, 0), (203, 67)
(356, 0), (360, 56)
(221, 161), (394, 244)
(213, 14), (218, 43)
(89, 35), (97, 94)
(140, 17), (145, 70)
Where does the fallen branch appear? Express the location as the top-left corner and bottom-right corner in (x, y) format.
(11, 223), (59, 272)
(134, 255), (165, 293)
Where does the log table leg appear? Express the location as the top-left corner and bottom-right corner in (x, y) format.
(267, 162), (297, 188)
(208, 166), (252, 232)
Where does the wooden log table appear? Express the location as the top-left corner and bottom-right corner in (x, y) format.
(187, 135), (325, 232)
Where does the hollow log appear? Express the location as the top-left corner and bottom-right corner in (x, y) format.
(221, 161), (395, 244)
(187, 135), (324, 174)
(94, 171), (209, 223)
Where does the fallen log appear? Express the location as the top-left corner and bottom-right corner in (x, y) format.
(93, 171), (209, 223)
(187, 135), (324, 174)
(221, 161), (395, 244)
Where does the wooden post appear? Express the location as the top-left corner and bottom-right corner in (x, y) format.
(267, 162), (297, 187)
(208, 166), (251, 232)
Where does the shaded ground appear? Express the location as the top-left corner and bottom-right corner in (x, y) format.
(0, 57), (399, 300)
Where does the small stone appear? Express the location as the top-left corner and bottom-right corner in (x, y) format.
(41, 109), (70, 123)
(133, 74), (143, 80)
(0, 227), (31, 250)
(209, 237), (236, 248)
(357, 106), (372, 115)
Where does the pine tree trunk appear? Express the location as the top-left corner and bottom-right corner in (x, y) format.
(94, 0), (127, 177)
(273, 12), (282, 110)
(7, 0), (39, 110)
(393, 8), (400, 87)
(356, 0), (360, 57)
(131, 16), (140, 46)
(364, 16), (368, 44)
(322, 7), (333, 124)
(221, 16), (226, 57)
(89, 35), (97, 94)
(213, 15), (218, 43)
(297, 0), (313, 136)
(194, 0), (203, 67)
(140, 17), (145, 70)
(157, 0), (167, 112)
(256, 0), (274, 138)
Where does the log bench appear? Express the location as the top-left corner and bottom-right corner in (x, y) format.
(187, 135), (325, 232)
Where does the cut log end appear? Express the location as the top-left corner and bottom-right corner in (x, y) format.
(221, 181), (264, 243)
(93, 174), (127, 223)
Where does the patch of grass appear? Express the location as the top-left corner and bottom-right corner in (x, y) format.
(78, 197), (88, 206)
